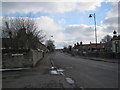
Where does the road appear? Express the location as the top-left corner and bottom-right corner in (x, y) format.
(2, 51), (118, 88)
(51, 52), (118, 88)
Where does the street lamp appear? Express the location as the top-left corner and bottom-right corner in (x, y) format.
(89, 13), (97, 50)
(49, 35), (53, 40)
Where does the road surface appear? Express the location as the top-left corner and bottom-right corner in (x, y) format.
(2, 51), (118, 88)
(51, 52), (118, 88)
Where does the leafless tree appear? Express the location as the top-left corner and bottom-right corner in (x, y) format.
(45, 40), (55, 52)
(101, 35), (112, 43)
(2, 17), (46, 49)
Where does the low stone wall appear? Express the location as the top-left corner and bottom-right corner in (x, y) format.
(32, 50), (43, 66)
(2, 50), (43, 68)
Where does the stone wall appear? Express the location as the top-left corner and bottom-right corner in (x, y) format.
(0, 38), (2, 69)
(2, 50), (43, 68)
(32, 50), (43, 66)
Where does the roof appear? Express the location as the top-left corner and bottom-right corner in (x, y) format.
(82, 44), (90, 46)
(82, 43), (105, 48)
(90, 43), (105, 48)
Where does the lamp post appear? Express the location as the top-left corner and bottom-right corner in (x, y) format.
(113, 30), (118, 59)
(8, 31), (12, 49)
(89, 13), (97, 50)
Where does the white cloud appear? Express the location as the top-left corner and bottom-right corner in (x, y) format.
(64, 24), (108, 44)
(35, 16), (65, 48)
(101, 2), (119, 35)
(36, 16), (60, 33)
(2, 2), (105, 14)
(2, 0), (119, 2)
(58, 18), (66, 25)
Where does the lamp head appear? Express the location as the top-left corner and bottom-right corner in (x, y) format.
(89, 14), (92, 18)
(113, 30), (117, 34)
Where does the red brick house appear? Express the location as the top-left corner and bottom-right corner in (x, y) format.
(73, 42), (105, 53)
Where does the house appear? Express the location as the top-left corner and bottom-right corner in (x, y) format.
(104, 40), (112, 52)
(73, 41), (105, 53)
(37, 42), (48, 52)
(1, 38), (48, 52)
(73, 34), (120, 54)
(89, 42), (105, 52)
(111, 35), (120, 53)
(103, 33), (120, 53)
(1, 38), (12, 49)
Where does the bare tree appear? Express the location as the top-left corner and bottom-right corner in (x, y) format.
(45, 40), (55, 52)
(2, 17), (45, 49)
(101, 35), (112, 43)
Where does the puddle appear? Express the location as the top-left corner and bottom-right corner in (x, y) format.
(50, 67), (64, 75)
(65, 77), (74, 84)
(50, 70), (64, 75)
(50, 70), (58, 75)
(50, 66), (57, 70)
(51, 66), (55, 69)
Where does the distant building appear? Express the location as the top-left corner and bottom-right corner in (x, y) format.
(111, 35), (120, 53)
(105, 31), (120, 53)
(38, 42), (48, 51)
(73, 41), (105, 53)
(0, 38), (48, 52)
(73, 32), (120, 54)
(89, 42), (105, 52)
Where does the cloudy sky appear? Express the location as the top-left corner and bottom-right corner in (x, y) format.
(1, 0), (119, 49)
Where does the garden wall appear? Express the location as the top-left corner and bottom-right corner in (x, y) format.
(2, 49), (43, 68)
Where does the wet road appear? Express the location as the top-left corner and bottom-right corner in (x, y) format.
(52, 52), (118, 88)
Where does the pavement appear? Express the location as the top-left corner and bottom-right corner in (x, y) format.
(67, 53), (119, 63)
(79, 56), (119, 63)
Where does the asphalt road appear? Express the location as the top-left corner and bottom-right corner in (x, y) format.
(52, 52), (118, 88)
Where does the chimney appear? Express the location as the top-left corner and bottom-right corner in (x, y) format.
(90, 41), (91, 44)
(80, 41), (82, 45)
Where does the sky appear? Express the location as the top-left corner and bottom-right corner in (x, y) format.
(1, 0), (119, 49)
